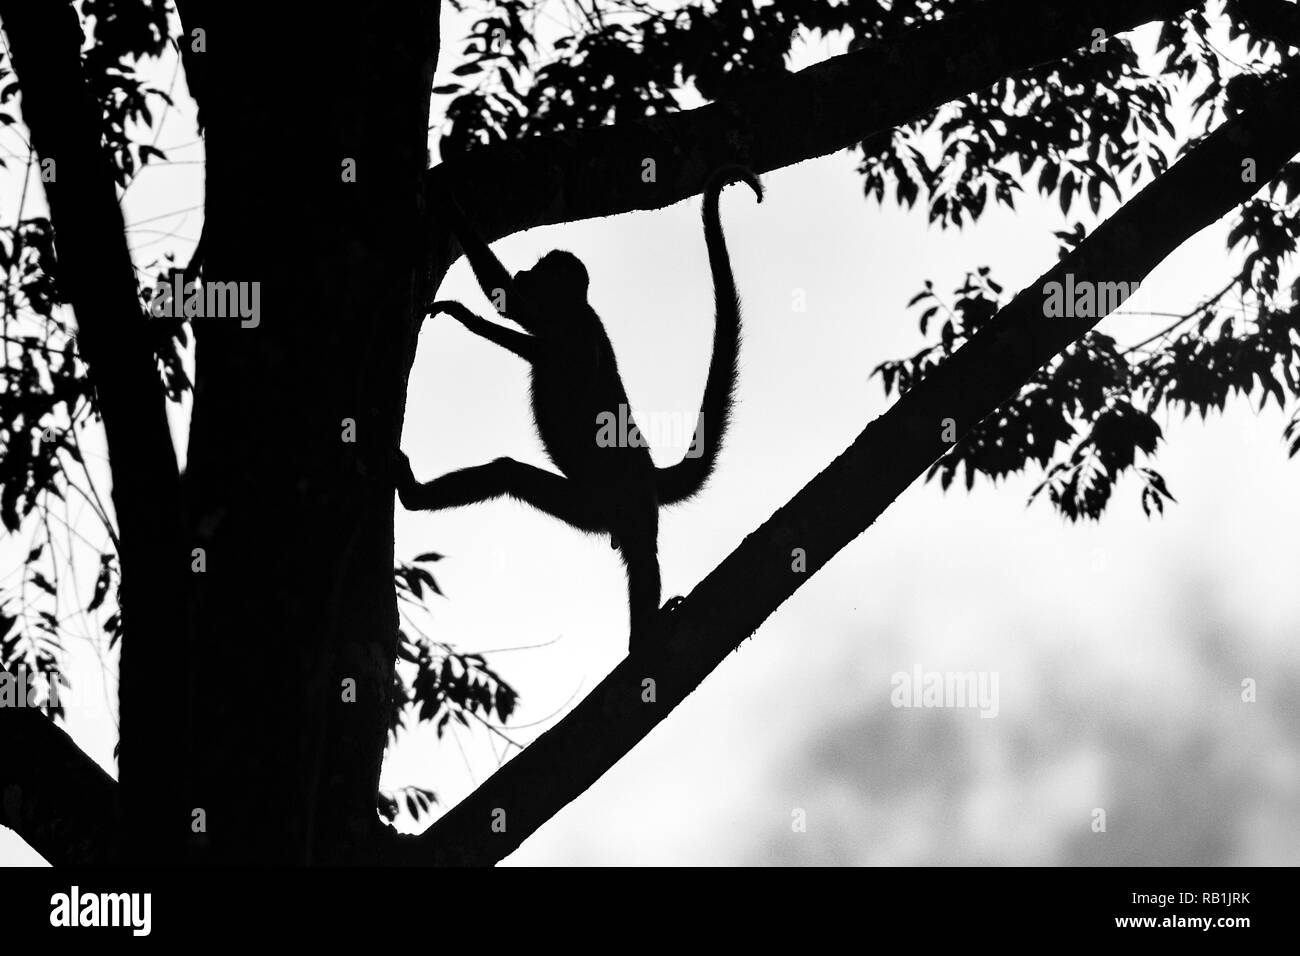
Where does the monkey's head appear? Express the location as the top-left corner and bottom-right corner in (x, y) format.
(514, 250), (589, 326)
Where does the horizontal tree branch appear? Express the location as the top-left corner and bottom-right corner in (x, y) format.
(428, 0), (1198, 251)
(388, 63), (1300, 866)
(0, 703), (117, 865)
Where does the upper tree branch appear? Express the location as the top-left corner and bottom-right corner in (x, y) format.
(389, 65), (1300, 866)
(0, 1), (191, 864)
(1230, 0), (1300, 49)
(0, 703), (117, 865)
(427, 0), (1199, 249)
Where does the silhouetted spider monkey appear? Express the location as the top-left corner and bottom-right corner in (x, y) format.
(398, 166), (762, 654)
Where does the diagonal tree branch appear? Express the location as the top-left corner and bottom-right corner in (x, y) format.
(0, 1), (192, 864)
(427, 0), (1199, 250)
(0, 702), (117, 866)
(386, 65), (1300, 866)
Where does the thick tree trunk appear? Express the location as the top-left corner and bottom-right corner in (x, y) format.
(180, 5), (439, 864)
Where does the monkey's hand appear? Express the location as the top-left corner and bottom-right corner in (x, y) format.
(429, 300), (480, 325)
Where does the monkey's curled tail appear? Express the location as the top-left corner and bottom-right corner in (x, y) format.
(656, 165), (762, 506)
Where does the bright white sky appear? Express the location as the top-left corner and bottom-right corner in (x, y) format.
(2, 6), (1298, 866)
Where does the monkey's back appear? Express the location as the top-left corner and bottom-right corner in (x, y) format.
(529, 328), (655, 495)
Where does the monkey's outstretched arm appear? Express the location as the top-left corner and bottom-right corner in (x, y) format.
(430, 300), (537, 362)
(434, 186), (540, 327)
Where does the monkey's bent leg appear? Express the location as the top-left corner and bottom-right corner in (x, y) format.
(399, 457), (605, 530)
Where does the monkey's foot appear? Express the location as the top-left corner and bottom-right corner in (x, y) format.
(628, 598), (687, 656)
(392, 450), (416, 504)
